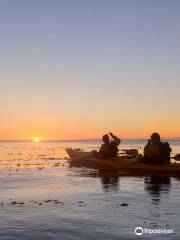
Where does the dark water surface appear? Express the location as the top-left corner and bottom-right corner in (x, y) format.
(0, 140), (180, 239)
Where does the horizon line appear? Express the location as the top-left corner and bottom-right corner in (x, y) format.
(0, 137), (180, 142)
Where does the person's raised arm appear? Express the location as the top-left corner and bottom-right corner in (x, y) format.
(109, 132), (121, 145)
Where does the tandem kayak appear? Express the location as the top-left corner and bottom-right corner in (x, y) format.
(66, 148), (180, 177)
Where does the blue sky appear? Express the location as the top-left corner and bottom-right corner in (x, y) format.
(0, 0), (180, 139)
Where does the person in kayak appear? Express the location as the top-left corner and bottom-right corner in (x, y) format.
(97, 132), (121, 158)
(142, 132), (172, 164)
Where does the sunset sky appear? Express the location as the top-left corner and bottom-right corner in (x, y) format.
(0, 0), (180, 140)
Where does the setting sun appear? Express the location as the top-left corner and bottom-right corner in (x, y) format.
(33, 137), (40, 143)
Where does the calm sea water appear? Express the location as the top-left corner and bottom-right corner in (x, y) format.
(0, 140), (180, 240)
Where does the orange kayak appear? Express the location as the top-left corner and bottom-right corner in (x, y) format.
(66, 148), (180, 177)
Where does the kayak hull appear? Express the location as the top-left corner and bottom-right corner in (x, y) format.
(66, 148), (180, 177)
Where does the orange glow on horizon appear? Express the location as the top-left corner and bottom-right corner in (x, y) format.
(0, 115), (179, 141)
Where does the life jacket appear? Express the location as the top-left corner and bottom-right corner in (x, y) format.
(160, 142), (172, 162)
(144, 142), (171, 164)
(144, 144), (161, 159)
(108, 142), (119, 158)
(99, 144), (110, 158)
(99, 142), (119, 158)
